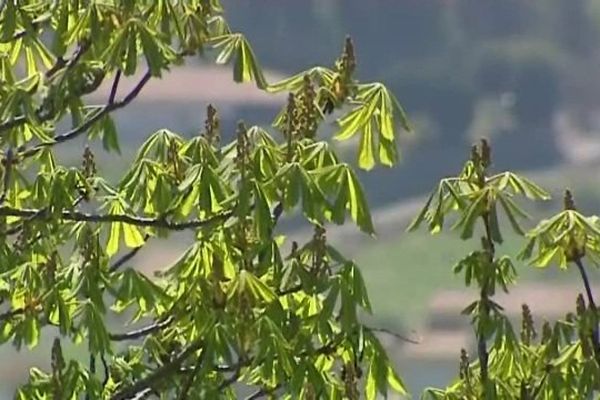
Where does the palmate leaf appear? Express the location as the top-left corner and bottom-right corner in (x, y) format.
(227, 269), (277, 305)
(265, 66), (336, 94)
(317, 163), (375, 234)
(407, 177), (466, 233)
(114, 269), (169, 318)
(519, 209), (600, 268)
(177, 164), (228, 217)
(210, 33), (267, 89)
(364, 331), (408, 398)
(104, 198), (146, 256)
(488, 171), (550, 201)
(335, 83), (410, 169)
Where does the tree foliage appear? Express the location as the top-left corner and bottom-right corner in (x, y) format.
(0, 1), (411, 399)
(412, 141), (600, 399)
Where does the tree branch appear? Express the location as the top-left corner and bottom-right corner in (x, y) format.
(101, 354), (110, 387)
(368, 326), (420, 345)
(108, 70), (122, 105)
(574, 257), (600, 358)
(0, 206), (231, 231)
(0, 41), (93, 134)
(20, 70), (152, 159)
(109, 316), (174, 341)
(574, 258), (598, 311)
(110, 234), (151, 272)
(110, 338), (204, 400)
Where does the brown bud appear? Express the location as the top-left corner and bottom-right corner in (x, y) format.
(564, 189), (576, 211)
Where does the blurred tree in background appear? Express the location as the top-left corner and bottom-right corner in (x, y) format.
(225, 0), (600, 148)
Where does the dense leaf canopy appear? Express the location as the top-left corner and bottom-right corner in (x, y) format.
(0, 0), (412, 399)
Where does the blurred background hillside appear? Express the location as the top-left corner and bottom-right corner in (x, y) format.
(7, 0), (600, 397)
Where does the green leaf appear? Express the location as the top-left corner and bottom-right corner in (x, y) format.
(123, 223), (145, 248)
(212, 33), (267, 89)
(107, 217), (121, 257)
(365, 361), (378, 400)
(23, 315), (40, 349)
(343, 167), (375, 234)
(358, 121), (376, 170)
(101, 115), (121, 154)
(387, 364), (408, 395)
(407, 190), (435, 232)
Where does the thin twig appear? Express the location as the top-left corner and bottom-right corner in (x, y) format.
(272, 201), (283, 224)
(574, 257), (600, 357)
(368, 326), (420, 344)
(1, 195), (86, 236)
(101, 354), (110, 387)
(19, 70), (152, 159)
(477, 215), (494, 386)
(109, 316), (174, 341)
(574, 258), (598, 311)
(0, 206), (231, 231)
(110, 234), (151, 272)
(108, 70), (122, 105)
(110, 338), (204, 400)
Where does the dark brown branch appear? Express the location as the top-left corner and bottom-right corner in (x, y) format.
(368, 326), (420, 345)
(20, 70), (152, 159)
(477, 215), (494, 386)
(109, 316), (174, 341)
(101, 354), (110, 387)
(108, 70), (122, 105)
(2, 195), (85, 236)
(110, 234), (151, 272)
(0, 206), (231, 231)
(110, 338), (204, 400)
(574, 258), (598, 311)
(574, 257), (600, 358)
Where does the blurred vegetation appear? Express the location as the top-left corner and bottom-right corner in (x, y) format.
(225, 0), (600, 151)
